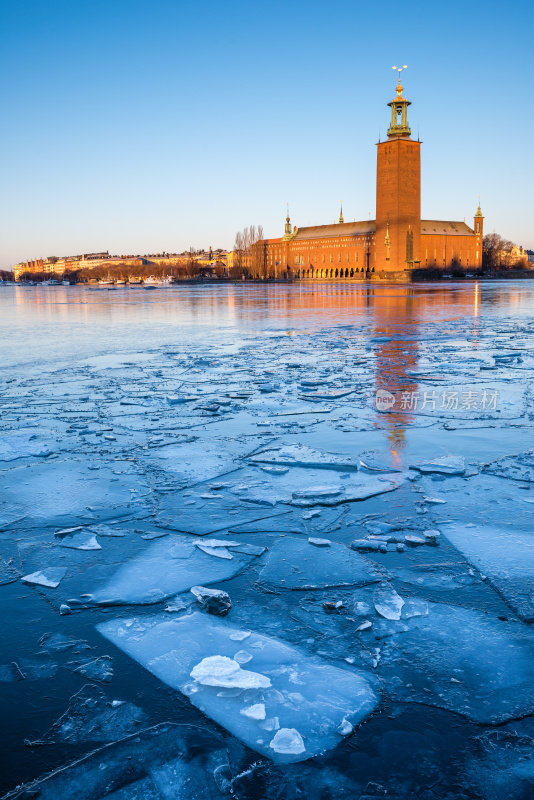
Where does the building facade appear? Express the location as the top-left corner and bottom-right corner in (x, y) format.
(261, 78), (483, 280)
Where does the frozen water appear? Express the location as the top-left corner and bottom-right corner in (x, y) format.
(270, 728), (306, 755)
(57, 530), (102, 550)
(248, 444), (359, 471)
(98, 611), (379, 762)
(85, 536), (254, 605)
(190, 655), (272, 689)
(11, 722), (231, 799)
(378, 601), (534, 722)
(259, 537), (381, 589)
(1, 459), (148, 530)
(22, 567), (67, 588)
(0, 432), (53, 461)
(4, 283), (534, 797)
(441, 523), (534, 621)
(373, 584), (405, 620)
(410, 455), (466, 475)
(44, 686), (146, 744)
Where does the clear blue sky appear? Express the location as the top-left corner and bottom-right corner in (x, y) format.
(2, 0), (533, 267)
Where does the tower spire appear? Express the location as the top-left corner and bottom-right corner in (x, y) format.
(339, 203), (344, 224)
(283, 203), (293, 240)
(284, 203), (291, 236)
(388, 65), (411, 138)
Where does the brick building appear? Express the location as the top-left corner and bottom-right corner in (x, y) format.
(261, 76), (483, 280)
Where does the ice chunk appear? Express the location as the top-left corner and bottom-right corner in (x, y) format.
(191, 585), (232, 615)
(441, 523), (534, 621)
(22, 568), (67, 588)
(411, 456), (466, 475)
(17, 721), (230, 799)
(260, 537), (380, 590)
(308, 537), (331, 547)
(351, 539), (388, 553)
(68, 655), (113, 682)
(0, 431), (52, 462)
(1, 459), (148, 529)
(379, 601), (534, 723)
(86, 537), (253, 605)
(46, 687), (146, 744)
(483, 450), (534, 483)
(404, 534), (426, 547)
(98, 611), (379, 763)
(240, 702), (266, 720)
(374, 584), (405, 620)
(196, 544), (233, 559)
(191, 656), (271, 689)
(249, 444), (359, 471)
(57, 531), (101, 550)
(269, 728), (305, 755)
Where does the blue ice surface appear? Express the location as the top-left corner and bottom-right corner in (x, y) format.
(98, 611), (379, 763)
(86, 536), (255, 605)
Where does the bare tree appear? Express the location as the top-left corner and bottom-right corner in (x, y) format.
(233, 224), (265, 278)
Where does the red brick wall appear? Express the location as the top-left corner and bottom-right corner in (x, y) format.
(420, 233), (481, 269)
(375, 138), (421, 271)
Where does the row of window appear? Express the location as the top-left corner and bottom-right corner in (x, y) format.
(299, 267), (372, 278)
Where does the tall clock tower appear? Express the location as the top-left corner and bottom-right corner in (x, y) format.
(375, 72), (421, 273)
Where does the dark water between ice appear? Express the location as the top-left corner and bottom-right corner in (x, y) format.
(1, 281), (534, 800)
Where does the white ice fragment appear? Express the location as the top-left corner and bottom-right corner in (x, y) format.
(196, 544), (233, 560)
(350, 539), (387, 553)
(269, 728), (305, 755)
(229, 630), (252, 641)
(249, 444), (359, 472)
(374, 584), (405, 620)
(357, 620), (372, 631)
(338, 718), (353, 735)
(404, 535), (426, 547)
(422, 496), (447, 504)
(411, 456), (465, 475)
(308, 537), (331, 547)
(234, 650), (253, 664)
(190, 656), (271, 689)
(165, 598), (187, 613)
(22, 568), (67, 589)
(240, 703), (266, 720)
(195, 539), (240, 548)
(59, 531), (101, 550)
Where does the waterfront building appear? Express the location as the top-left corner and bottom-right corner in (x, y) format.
(262, 76), (483, 280)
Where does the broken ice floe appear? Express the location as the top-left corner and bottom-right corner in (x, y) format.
(410, 455), (466, 475)
(378, 600), (534, 723)
(1, 459), (148, 529)
(98, 611), (379, 763)
(84, 536), (255, 605)
(248, 444), (359, 471)
(259, 537), (381, 590)
(441, 523), (534, 621)
(22, 568), (67, 589)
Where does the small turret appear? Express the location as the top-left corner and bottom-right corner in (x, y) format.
(339, 203), (344, 224)
(474, 200), (483, 236)
(283, 206), (293, 240)
(387, 65), (411, 138)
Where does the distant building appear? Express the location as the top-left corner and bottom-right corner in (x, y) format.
(261, 77), (483, 280)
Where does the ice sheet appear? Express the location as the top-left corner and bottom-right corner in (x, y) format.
(97, 611), (379, 762)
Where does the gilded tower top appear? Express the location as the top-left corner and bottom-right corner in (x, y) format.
(387, 65), (411, 138)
